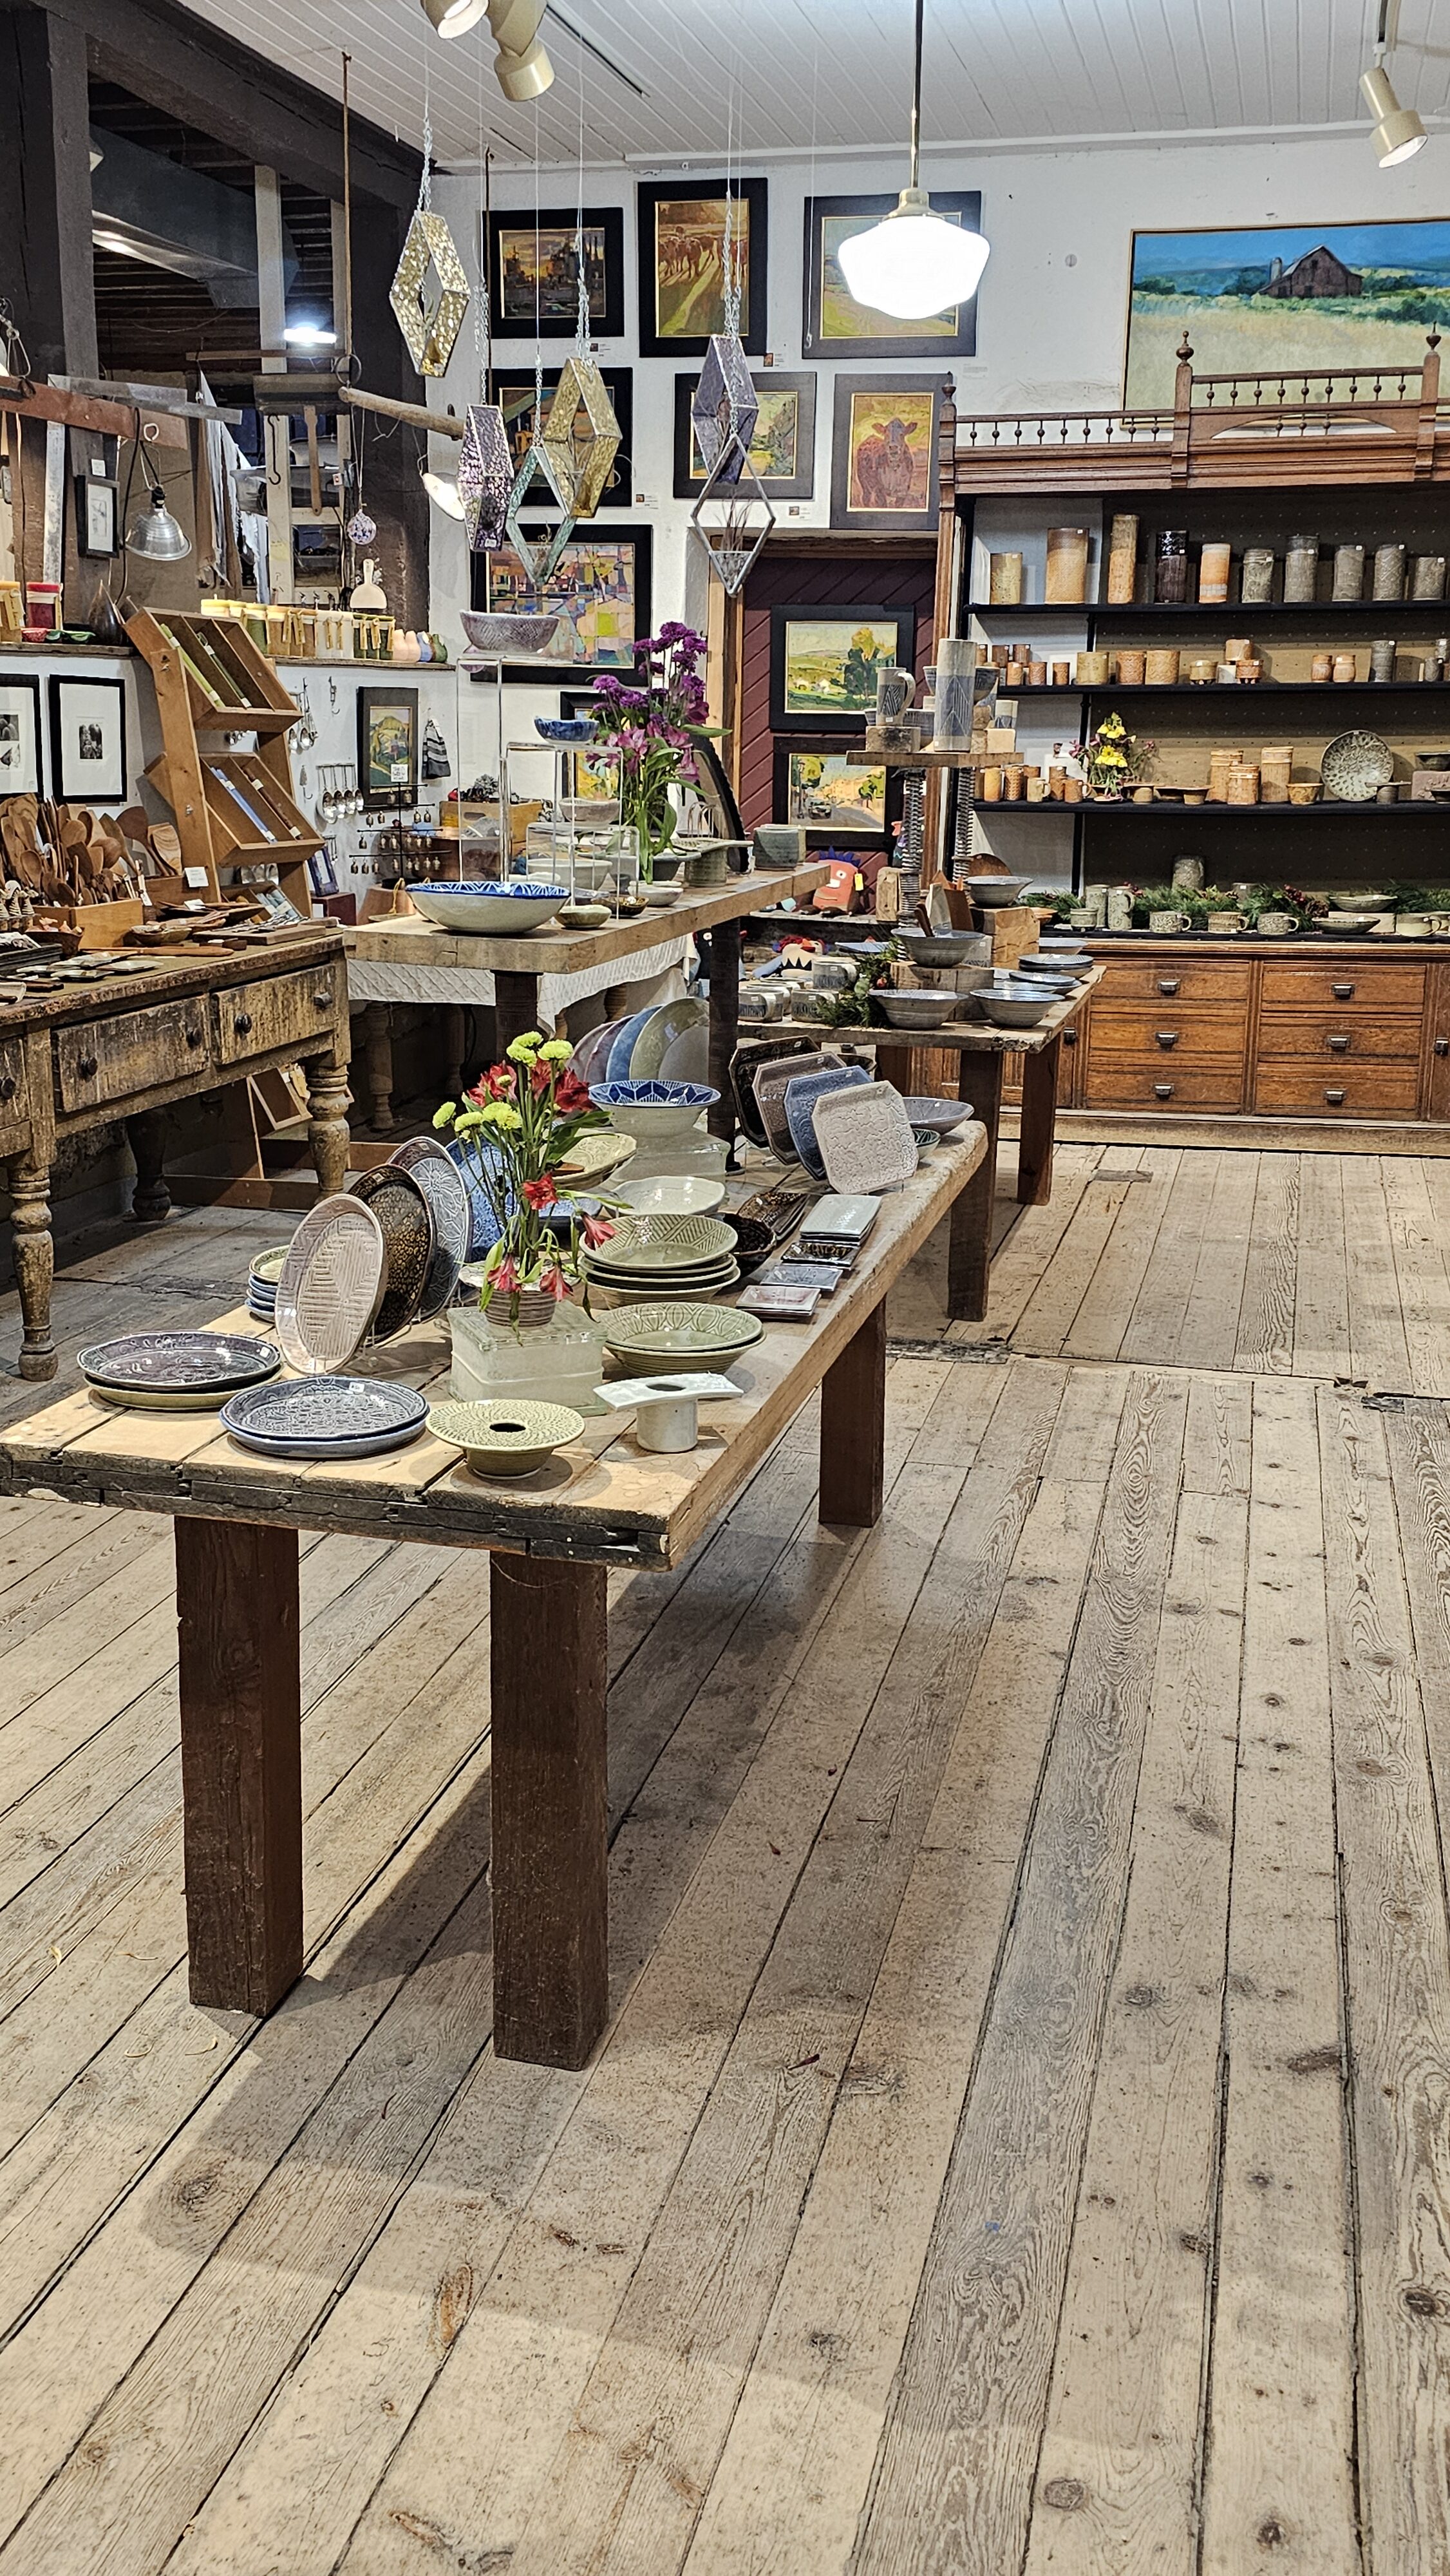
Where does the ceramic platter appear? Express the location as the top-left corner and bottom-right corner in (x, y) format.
(813, 1079), (919, 1195)
(221, 1375), (429, 1459)
(752, 1051), (834, 1159)
(79, 1330), (281, 1412)
(428, 1397), (584, 1479)
(274, 1195), (386, 1377)
(346, 1164), (435, 1339)
(388, 1138), (471, 1320)
(1321, 730), (1395, 802)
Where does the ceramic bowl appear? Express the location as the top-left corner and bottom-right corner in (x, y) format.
(899, 1095), (974, 1132)
(590, 1079), (719, 1141)
(961, 876), (1028, 909)
(876, 991), (955, 1030)
(428, 1397), (585, 1478)
(894, 929), (990, 967)
(534, 717), (594, 744)
(603, 1300), (764, 1376)
(80, 1330), (281, 1409)
(642, 882), (683, 907)
(1320, 911), (1378, 934)
(460, 611), (570, 659)
(594, 1213), (738, 1273)
(409, 880), (567, 935)
(614, 1174), (726, 1217)
(978, 989), (1051, 1028)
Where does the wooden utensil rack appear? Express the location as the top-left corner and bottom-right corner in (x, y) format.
(127, 610), (319, 913)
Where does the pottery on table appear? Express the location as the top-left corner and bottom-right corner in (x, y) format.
(899, 1095), (975, 1131)
(275, 1196), (386, 1376)
(811, 1079), (919, 1194)
(590, 1213), (738, 1273)
(784, 1063), (873, 1182)
(894, 929), (992, 968)
(460, 612), (570, 659)
(408, 880), (567, 934)
(388, 1137), (472, 1321)
(961, 876), (1028, 909)
(590, 1079), (719, 1142)
(718, 1214), (775, 1277)
(534, 717), (594, 743)
(79, 1330), (281, 1412)
(614, 1174), (726, 1218)
(628, 998), (708, 1081)
(428, 1397), (585, 1478)
(1320, 730), (1395, 802)
(346, 1164), (435, 1340)
(601, 1301), (765, 1376)
(977, 989), (1051, 1028)
(220, 1376), (429, 1459)
(730, 1039), (820, 1148)
(876, 990), (955, 1030)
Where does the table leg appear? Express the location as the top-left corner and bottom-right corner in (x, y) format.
(126, 1109), (172, 1223)
(306, 1055), (351, 1198)
(444, 1003), (467, 1100)
(1018, 1034), (1060, 1206)
(874, 1042), (912, 1097)
(176, 1518), (302, 2016)
(820, 1298), (886, 1527)
(363, 1003), (396, 1133)
(948, 1050), (1003, 1323)
(10, 1150), (55, 1379)
(490, 1550), (608, 2069)
(706, 916), (740, 1144)
(494, 971), (543, 1054)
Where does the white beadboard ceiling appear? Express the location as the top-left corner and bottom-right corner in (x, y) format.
(174, 0), (1448, 171)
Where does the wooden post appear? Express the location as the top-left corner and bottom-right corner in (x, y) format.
(948, 1048), (1002, 1321)
(1170, 332), (1195, 486)
(924, 372), (958, 884)
(363, 1001), (395, 1132)
(8, 1146), (55, 1380)
(0, 11), (98, 383)
(176, 1518), (302, 2017)
(493, 969), (543, 1054)
(254, 166), (294, 604)
(1416, 330), (1442, 480)
(1017, 1034), (1060, 1206)
(819, 1298), (887, 1527)
(126, 1108), (173, 1222)
(489, 1549), (608, 2069)
(706, 913), (741, 1142)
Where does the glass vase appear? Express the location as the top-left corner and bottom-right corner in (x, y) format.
(447, 1296), (606, 1412)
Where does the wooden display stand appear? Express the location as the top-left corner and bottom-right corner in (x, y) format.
(127, 611), (319, 915)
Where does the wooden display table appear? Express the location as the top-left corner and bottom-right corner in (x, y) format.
(0, 933), (350, 1380)
(346, 866), (827, 1139)
(0, 1128), (984, 2069)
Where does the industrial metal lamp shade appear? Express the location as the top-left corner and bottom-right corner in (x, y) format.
(1360, 63), (1427, 165)
(126, 486), (191, 561)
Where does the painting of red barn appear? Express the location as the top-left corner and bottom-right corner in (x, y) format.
(831, 376), (945, 534)
(1125, 219), (1450, 404)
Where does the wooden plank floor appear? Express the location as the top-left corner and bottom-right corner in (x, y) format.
(0, 1176), (1447, 2570)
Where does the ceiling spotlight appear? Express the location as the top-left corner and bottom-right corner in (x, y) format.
(836, 0), (988, 320)
(420, 0), (487, 33)
(284, 323), (337, 346)
(421, 464), (466, 518)
(487, 0), (553, 97)
(1361, 61), (1427, 165)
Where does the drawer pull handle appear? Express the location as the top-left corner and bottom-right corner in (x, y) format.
(234, 1012), (253, 1036)
(1332, 981), (1355, 999)
(0, 1074), (16, 1101)
(77, 1055), (98, 1080)
(1326, 1034), (1351, 1053)
(185, 1025), (204, 1048)
(1156, 978), (1180, 996)
(1062, 1026), (1078, 1046)
(1155, 1030), (1179, 1049)
(1325, 1088), (1346, 1106)
(312, 987), (332, 1008)
(1437, 1037), (1449, 1058)
(1153, 1082), (1174, 1100)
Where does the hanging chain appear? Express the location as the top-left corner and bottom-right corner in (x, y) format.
(722, 73), (741, 342)
(532, 95), (543, 434)
(419, 35), (433, 213)
(574, 48), (589, 350)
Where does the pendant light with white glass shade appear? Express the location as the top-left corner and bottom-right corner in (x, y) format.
(836, 0), (989, 321)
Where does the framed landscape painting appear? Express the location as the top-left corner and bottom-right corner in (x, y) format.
(485, 206), (624, 340)
(491, 366), (632, 511)
(475, 526), (652, 679)
(1124, 218), (1450, 406)
(829, 376), (943, 533)
(803, 191), (981, 359)
(769, 604), (915, 733)
(637, 178), (767, 356)
(776, 745), (890, 838)
(357, 685), (419, 810)
(672, 370), (814, 497)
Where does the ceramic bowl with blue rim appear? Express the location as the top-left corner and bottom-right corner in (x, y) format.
(409, 881), (568, 935)
(590, 1077), (719, 1142)
(784, 1063), (873, 1182)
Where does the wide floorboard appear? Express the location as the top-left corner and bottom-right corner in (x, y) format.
(0, 1171), (1445, 2571)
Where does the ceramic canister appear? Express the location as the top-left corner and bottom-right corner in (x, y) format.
(1004, 661), (1026, 688)
(989, 551), (1024, 605)
(1373, 542), (1406, 601)
(1154, 529), (1189, 603)
(1172, 857), (1205, 891)
(1333, 652), (1358, 683)
(1115, 648), (1147, 686)
(1208, 748), (1241, 802)
(1145, 648), (1180, 687)
(1046, 527), (1090, 603)
(1075, 650), (1110, 685)
(1236, 660), (1263, 684)
(1370, 639), (1397, 682)
(979, 768), (1003, 802)
(1027, 659), (1048, 687)
(1199, 540), (1232, 605)
(1053, 660), (1071, 686)
(1414, 554), (1448, 601)
(1188, 655), (1218, 683)
(1226, 764), (1259, 804)
(1312, 652), (1334, 682)
(1259, 761), (1292, 806)
(1240, 546), (1276, 603)
(1332, 543), (1366, 600)
(1284, 535), (1319, 602)
(1107, 513), (1139, 604)
(1223, 636), (1252, 663)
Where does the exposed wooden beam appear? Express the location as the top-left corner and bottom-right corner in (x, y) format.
(0, 6), (98, 378)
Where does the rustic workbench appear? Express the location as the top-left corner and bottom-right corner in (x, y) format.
(0, 1125), (985, 2069)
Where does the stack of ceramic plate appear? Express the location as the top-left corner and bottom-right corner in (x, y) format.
(582, 1211), (740, 1304)
(246, 1245), (289, 1323)
(79, 1331), (281, 1412)
(601, 1301), (765, 1378)
(569, 995), (710, 1091)
(220, 1376), (430, 1459)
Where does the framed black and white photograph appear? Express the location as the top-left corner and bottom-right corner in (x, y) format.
(803, 191), (982, 360)
(637, 178), (768, 357)
(485, 205), (625, 340)
(0, 676), (44, 797)
(47, 674), (126, 800)
(74, 474), (118, 558)
(672, 370), (815, 499)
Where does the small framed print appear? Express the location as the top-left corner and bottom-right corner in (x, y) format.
(357, 685), (419, 810)
(774, 743), (894, 841)
(48, 674), (126, 799)
(485, 206), (625, 340)
(637, 178), (767, 357)
(0, 676), (43, 795)
(75, 475), (118, 558)
(306, 844), (340, 898)
(672, 370), (815, 499)
(803, 192), (982, 359)
(829, 375), (945, 535)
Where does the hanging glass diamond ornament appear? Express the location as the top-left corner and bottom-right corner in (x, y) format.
(457, 402), (513, 552)
(537, 355), (621, 521)
(390, 211), (471, 378)
(689, 430), (775, 595)
(504, 435), (576, 588)
(691, 334), (758, 490)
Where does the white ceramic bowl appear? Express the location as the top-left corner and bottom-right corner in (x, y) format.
(614, 1175), (728, 1217)
(409, 880), (567, 934)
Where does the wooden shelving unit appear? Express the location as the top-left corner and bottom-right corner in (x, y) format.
(127, 610), (320, 914)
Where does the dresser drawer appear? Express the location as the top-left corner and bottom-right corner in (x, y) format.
(54, 999), (211, 1113)
(1093, 956), (1253, 1003)
(0, 1038), (26, 1148)
(1084, 1061), (1245, 1112)
(1088, 1001), (1248, 1061)
(1254, 1059), (1420, 1117)
(1258, 959), (1426, 1010)
(1256, 1009), (1422, 1061)
(213, 963), (342, 1066)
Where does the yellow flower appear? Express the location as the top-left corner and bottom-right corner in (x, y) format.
(538, 1038), (573, 1062)
(487, 1101), (523, 1132)
(453, 1108), (487, 1133)
(432, 1101), (456, 1129)
(505, 1033), (542, 1065)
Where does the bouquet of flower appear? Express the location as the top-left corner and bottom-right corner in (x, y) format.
(433, 1032), (621, 1321)
(1072, 711), (1153, 799)
(587, 622), (712, 874)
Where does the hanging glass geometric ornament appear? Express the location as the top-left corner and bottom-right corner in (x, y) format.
(689, 428), (774, 596)
(691, 334), (758, 489)
(390, 211), (471, 377)
(457, 402), (513, 551)
(538, 355), (621, 520)
(346, 508), (377, 547)
(503, 433), (576, 588)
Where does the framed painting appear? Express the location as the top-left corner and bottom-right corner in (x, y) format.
(0, 676), (43, 795)
(484, 205), (625, 340)
(769, 604), (915, 734)
(473, 526), (653, 680)
(637, 178), (767, 356)
(491, 366), (632, 511)
(1124, 218), (1450, 406)
(672, 369), (815, 498)
(560, 690), (621, 804)
(829, 375), (943, 534)
(48, 674), (126, 800)
(357, 684), (419, 810)
(775, 743), (893, 840)
(74, 473), (118, 558)
(802, 191), (981, 359)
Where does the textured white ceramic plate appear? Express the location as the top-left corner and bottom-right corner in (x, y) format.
(813, 1079), (918, 1194)
(274, 1196), (386, 1376)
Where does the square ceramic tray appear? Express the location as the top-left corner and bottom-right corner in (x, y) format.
(811, 1080), (919, 1194)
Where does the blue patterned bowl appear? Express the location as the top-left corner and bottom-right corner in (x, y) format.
(590, 1078), (719, 1142)
(534, 717), (594, 744)
(410, 880), (568, 934)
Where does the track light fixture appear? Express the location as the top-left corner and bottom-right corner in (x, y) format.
(1362, 1), (1427, 166)
(419, 0), (553, 97)
(420, 0), (487, 36)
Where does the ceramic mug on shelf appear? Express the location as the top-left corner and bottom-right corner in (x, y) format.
(874, 665), (916, 725)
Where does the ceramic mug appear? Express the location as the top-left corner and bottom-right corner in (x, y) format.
(1257, 911), (1297, 936)
(1148, 909), (1191, 934)
(874, 665), (916, 726)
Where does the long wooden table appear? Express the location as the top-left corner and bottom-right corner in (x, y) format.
(346, 866), (827, 1140)
(0, 1127), (985, 2070)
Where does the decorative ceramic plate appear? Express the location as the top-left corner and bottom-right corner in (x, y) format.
(388, 1137), (472, 1320)
(658, 1019), (711, 1086)
(605, 1008), (661, 1083)
(221, 1376), (429, 1459)
(347, 1165), (435, 1340)
(570, 1018), (628, 1089)
(630, 998), (708, 1081)
(813, 1079), (919, 1194)
(586, 1262), (740, 1297)
(249, 1246), (290, 1285)
(428, 1397), (585, 1478)
(899, 1095), (974, 1130)
(79, 1331), (281, 1400)
(730, 1039), (819, 1148)
(602, 1301), (765, 1376)
(784, 1064), (873, 1182)
(752, 1051), (836, 1157)
(1321, 730), (1395, 802)
(274, 1195), (386, 1376)
(598, 1213), (737, 1271)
